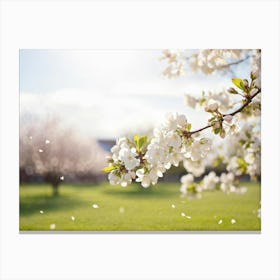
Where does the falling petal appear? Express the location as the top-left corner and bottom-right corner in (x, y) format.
(257, 208), (261, 218)
(39, 210), (44, 214)
(92, 204), (99, 209)
(218, 219), (223, 225)
(181, 212), (185, 217)
(171, 204), (176, 208)
(60, 176), (64, 181)
(71, 216), (75, 221)
(231, 218), (236, 224)
(186, 216), (191, 219)
(38, 149), (43, 153)
(50, 224), (56, 230)
(29, 136), (32, 140)
(119, 207), (125, 213)
(45, 139), (50, 144)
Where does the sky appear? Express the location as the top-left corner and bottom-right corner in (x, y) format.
(20, 50), (248, 140)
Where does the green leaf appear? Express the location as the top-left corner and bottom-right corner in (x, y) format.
(187, 183), (196, 192)
(102, 165), (118, 172)
(134, 134), (147, 152)
(138, 135), (147, 150)
(134, 134), (140, 151)
(186, 138), (193, 147)
(213, 128), (221, 134)
(237, 157), (247, 173)
(232, 78), (245, 91)
(199, 137), (207, 144)
(134, 134), (139, 144)
(186, 123), (192, 131)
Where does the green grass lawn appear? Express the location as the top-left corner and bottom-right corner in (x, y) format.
(20, 182), (261, 231)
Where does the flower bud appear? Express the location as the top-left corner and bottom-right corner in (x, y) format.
(213, 121), (221, 129)
(250, 71), (258, 80)
(223, 115), (233, 124)
(220, 129), (226, 139)
(205, 100), (219, 112)
(250, 88), (259, 95)
(242, 79), (249, 87)
(228, 87), (238, 94)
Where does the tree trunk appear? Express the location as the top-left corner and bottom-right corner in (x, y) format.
(52, 182), (59, 196)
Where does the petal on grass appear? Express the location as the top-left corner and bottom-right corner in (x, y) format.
(50, 224), (56, 230)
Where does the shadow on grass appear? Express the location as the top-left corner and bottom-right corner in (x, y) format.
(20, 194), (84, 216)
(103, 185), (178, 198)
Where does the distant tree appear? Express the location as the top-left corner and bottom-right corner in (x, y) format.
(20, 117), (108, 195)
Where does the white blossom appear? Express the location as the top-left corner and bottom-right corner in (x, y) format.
(135, 168), (158, 188)
(180, 174), (202, 198)
(201, 171), (219, 190)
(220, 172), (236, 193)
(184, 94), (197, 109)
(180, 174), (194, 185)
(165, 131), (182, 148)
(183, 159), (205, 177)
(145, 143), (167, 165)
(205, 99), (219, 112)
(108, 172), (121, 185)
(120, 171), (136, 187)
(223, 115), (233, 124)
(185, 138), (212, 161)
(119, 147), (140, 170)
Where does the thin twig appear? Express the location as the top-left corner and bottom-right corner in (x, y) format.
(222, 89), (260, 117)
(218, 55), (251, 70)
(190, 89), (261, 135)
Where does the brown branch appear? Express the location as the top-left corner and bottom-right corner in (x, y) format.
(190, 124), (211, 135)
(190, 89), (261, 135)
(222, 89), (261, 117)
(217, 55), (251, 70)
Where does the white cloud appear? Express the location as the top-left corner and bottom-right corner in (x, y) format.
(20, 50), (233, 139)
(20, 87), (210, 139)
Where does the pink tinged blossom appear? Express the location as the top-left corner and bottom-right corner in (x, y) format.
(223, 115), (233, 124)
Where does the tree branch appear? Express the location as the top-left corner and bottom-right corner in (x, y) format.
(222, 89), (261, 117)
(217, 55), (251, 70)
(190, 89), (261, 135)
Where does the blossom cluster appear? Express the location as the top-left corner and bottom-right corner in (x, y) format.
(161, 49), (252, 78)
(160, 49), (185, 78)
(180, 171), (248, 198)
(224, 123), (261, 178)
(104, 49), (261, 200)
(184, 90), (234, 112)
(104, 113), (212, 188)
(189, 49), (244, 75)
